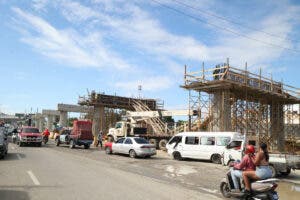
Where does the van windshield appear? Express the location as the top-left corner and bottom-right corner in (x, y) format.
(168, 136), (182, 144)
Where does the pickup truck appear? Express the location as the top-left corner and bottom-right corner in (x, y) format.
(223, 138), (300, 177)
(17, 126), (42, 147)
(55, 120), (93, 149)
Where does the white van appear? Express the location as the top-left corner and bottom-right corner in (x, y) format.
(166, 132), (243, 164)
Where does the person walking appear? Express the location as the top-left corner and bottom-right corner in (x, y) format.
(97, 131), (103, 149)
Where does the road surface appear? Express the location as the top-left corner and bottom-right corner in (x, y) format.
(0, 143), (222, 200)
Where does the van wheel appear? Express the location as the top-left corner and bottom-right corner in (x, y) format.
(211, 154), (221, 164)
(173, 151), (182, 160)
(158, 139), (168, 151)
(84, 144), (90, 149)
(269, 165), (277, 178)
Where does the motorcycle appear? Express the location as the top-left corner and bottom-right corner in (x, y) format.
(220, 167), (279, 200)
(43, 135), (49, 144)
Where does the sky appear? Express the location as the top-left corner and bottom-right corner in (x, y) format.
(0, 0), (299, 115)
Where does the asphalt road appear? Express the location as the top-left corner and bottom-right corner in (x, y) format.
(0, 142), (222, 200)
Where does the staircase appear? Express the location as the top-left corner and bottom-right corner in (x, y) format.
(132, 100), (170, 135)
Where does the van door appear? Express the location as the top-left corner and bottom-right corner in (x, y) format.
(182, 136), (200, 158)
(199, 136), (216, 160)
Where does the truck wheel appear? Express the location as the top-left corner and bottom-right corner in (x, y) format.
(69, 140), (75, 149)
(105, 147), (112, 154)
(158, 139), (168, 151)
(269, 165), (277, 178)
(55, 138), (60, 146)
(211, 154), (222, 164)
(173, 151), (182, 160)
(129, 150), (136, 158)
(149, 139), (157, 149)
(84, 144), (90, 149)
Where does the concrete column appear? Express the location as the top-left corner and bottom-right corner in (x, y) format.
(59, 111), (68, 127)
(212, 90), (231, 131)
(47, 115), (54, 131)
(92, 106), (105, 146)
(38, 117), (44, 132)
(271, 101), (284, 151)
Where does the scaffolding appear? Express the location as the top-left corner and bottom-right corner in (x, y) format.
(182, 61), (300, 152)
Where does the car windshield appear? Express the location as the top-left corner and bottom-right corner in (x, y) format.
(22, 128), (40, 133)
(134, 138), (149, 144)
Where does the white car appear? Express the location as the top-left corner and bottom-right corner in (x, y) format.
(105, 137), (156, 158)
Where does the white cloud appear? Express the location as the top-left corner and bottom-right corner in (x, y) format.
(12, 7), (131, 70)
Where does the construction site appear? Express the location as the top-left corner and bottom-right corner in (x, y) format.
(12, 60), (297, 153)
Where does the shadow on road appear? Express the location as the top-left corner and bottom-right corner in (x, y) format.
(1, 153), (26, 161)
(0, 190), (29, 200)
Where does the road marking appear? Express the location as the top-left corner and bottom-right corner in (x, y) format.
(16, 154), (21, 160)
(27, 171), (40, 185)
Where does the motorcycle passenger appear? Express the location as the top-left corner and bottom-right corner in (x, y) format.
(230, 145), (256, 192)
(242, 143), (272, 194)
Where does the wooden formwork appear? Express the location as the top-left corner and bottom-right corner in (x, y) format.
(182, 61), (300, 152)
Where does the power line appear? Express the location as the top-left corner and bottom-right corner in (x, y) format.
(150, 0), (300, 53)
(170, 0), (299, 43)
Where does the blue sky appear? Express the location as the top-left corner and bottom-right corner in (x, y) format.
(0, 0), (299, 114)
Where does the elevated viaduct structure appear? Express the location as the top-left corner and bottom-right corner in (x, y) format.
(182, 60), (300, 152)
(78, 92), (160, 145)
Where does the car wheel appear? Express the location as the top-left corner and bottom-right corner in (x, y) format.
(38, 142), (42, 147)
(84, 144), (90, 149)
(173, 151), (182, 160)
(69, 140), (75, 149)
(211, 154), (222, 164)
(129, 150), (136, 158)
(105, 147), (112, 154)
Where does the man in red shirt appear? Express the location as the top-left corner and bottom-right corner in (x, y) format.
(43, 128), (50, 137)
(230, 145), (256, 192)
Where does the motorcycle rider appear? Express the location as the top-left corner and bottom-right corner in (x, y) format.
(230, 145), (256, 192)
(43, 128), (50, 140)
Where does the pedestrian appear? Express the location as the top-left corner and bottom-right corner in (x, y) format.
(97, 131), (103, 149)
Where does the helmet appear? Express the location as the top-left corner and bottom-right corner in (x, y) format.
(245, 145), (255, 154)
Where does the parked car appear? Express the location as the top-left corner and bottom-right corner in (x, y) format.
(55, 120), (93, 149)
(0, 127), (8, 159)
(17, 126), (42, 147)
(166, 132), (238, 163)
(105, 137), (156, 158)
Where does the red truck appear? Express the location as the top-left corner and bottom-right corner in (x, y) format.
(55, 120), (93, 149)
(17, 126), (43, 147)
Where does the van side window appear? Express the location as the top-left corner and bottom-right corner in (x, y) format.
(200, 136), (215, 145)
(185, 137), (199, 145)
(216, 137), (231, 146)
